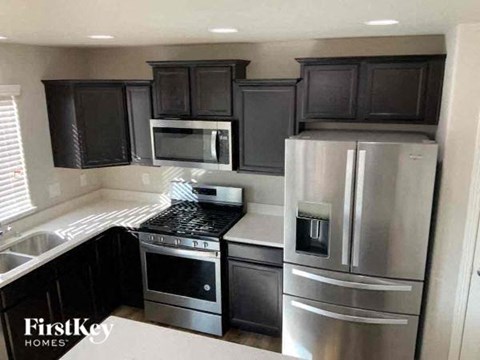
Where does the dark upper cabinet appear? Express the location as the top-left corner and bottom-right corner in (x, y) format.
(43, 81), (132, 169)
(126, 82), (153, 165)
(235, 79), (298, 175)
(300, 64), (359, 119)
(152, 67), (190, 117)
(192, 66), (233, 117)
(148, 60), (249, 119)
(296, 55), (445, 125)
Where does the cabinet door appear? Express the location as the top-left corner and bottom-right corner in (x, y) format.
(118, 231), (143, 308)
(360, 61), (428, 121)
(301, 64), (359, 119)
(152, 67), (190, 117)
(3, 284), (62, 360)
(75, 85), (130, 167)
(93, 233), (121, 320)
(192, 66), (232, 117)
(126, 84), (153, 165)
(228, 259), (282, 336)
(237, 83), (296, 174)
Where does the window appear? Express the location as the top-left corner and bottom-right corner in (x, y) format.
(0, 85), (34, 223)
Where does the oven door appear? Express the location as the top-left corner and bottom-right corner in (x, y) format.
(150, 119), (233, 170)
(140, 241), (222, 314)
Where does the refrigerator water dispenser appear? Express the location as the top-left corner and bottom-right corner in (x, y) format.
(296, 202), (330, 256)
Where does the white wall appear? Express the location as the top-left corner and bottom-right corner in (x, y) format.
(0, 44), (101, 214)
(421, 24), (480, 359)
(87, 35), (445, 205)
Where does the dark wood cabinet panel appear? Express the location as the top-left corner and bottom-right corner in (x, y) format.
(360, 61), (428, 120)
(296, 55), (446, 125)
(75, 85), (130, 167)
(3, 284), (62, 360)
(235, 79), (298, 175)
(117, 231), (143, 308)
(301, 64), (358, 119)
(152, 67), (190, 117)
(148, 60), (249, 119)
(228, 259), (282, 336)
(192, 66), (232, 117)
(43, 80), (133, 169)
(126, 83), (153, 165)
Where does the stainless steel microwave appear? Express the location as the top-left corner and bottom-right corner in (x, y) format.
(150, 119), (234, 171)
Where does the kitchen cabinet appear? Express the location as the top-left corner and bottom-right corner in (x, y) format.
(235, 79), (298, 175)
(117, 230), (143, 308)
(296, 55), (445, 125)
(227, 242), (283, 336)
(148, 60), (249, 119)
(126, 82), (153, 165)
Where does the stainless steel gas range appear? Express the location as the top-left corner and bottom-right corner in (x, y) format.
(136, 182), (244, 336)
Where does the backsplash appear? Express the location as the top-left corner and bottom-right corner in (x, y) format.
(99, 166), (285, 205)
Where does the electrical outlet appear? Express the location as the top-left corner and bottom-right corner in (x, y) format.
(142, 173), (150, 185)
(48, 183), (61, 198)
(80, 174), (88, 187)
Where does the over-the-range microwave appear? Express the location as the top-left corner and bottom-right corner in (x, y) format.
(150, 119), (235, 171)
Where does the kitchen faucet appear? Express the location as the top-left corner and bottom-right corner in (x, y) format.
(0, 223), (13, 239)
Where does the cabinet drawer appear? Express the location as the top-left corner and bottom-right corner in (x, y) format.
(284, 263), (423, 315)
(227, 242), (283, 266)
(283, 294), (419, 360)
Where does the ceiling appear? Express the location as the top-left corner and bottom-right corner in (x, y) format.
(0, 0), (479, 46)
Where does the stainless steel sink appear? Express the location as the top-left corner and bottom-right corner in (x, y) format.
(8, 232), (68, 256)
(0, 253), (32, 274)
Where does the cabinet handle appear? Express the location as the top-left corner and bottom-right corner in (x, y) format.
(292, 268), (412, 292)
(352, 150), (366, 267)
(291, 300), (408, 325)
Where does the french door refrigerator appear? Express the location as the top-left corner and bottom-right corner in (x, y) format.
(282, 131), (438, 360)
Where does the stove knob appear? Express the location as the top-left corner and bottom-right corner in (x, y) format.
(203, 242), (209, 249)
(149, 235), (155, 242)
(176, 239), (181, 246)
(193, 241), (199, 247)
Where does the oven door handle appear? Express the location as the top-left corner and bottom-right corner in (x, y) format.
(140, 242), (220, 260)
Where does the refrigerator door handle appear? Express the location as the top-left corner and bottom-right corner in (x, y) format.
(352, 149), (366, 267)
(291, 268), (413, 292)
(342, 149), (355, 265)
(291, 300), (409, 325)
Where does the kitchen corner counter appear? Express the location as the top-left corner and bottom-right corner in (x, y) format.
(224, 203), (284, 248)
(0, 189), (170, 288)
(62, 316), (295, 360)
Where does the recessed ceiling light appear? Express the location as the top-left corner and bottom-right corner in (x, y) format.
(208, 28), (238, 34)
(88, 35), (114, 39)
(0, 36), (8, 40)
(365, 19), (399, 26)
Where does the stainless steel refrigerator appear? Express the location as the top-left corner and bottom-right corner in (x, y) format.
(282, 131), (438, 360)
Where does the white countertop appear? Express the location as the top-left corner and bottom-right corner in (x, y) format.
(61, 316), (295, 360)
(224, 204), (284, 248)
(0, 190), (170, 288)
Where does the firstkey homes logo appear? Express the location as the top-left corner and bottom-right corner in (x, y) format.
(24, 318), (114, 348)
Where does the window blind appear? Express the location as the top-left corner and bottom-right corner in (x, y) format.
(0, 89), (34, 223)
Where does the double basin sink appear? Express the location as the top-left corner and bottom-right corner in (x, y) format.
(0, 232), (68, 276)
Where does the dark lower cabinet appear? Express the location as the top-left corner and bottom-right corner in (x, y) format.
(117, 231), (143, 308)
(235, 79), (298, 175)
(227, 242), (283, 336)
(0, 229), (144, 360)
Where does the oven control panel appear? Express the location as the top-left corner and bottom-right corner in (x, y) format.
(138, 232), (220, 252)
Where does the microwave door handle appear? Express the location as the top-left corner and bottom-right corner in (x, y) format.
(211, 130), (218, 162)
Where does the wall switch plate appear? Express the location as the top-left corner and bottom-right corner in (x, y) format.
(48, 183), (61, 198)
(142, 173), (151, 185)
(80, 174), (88, 187)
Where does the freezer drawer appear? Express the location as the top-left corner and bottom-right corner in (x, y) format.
(282, 295), (419, 360)
(284, 263), (423, 315)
